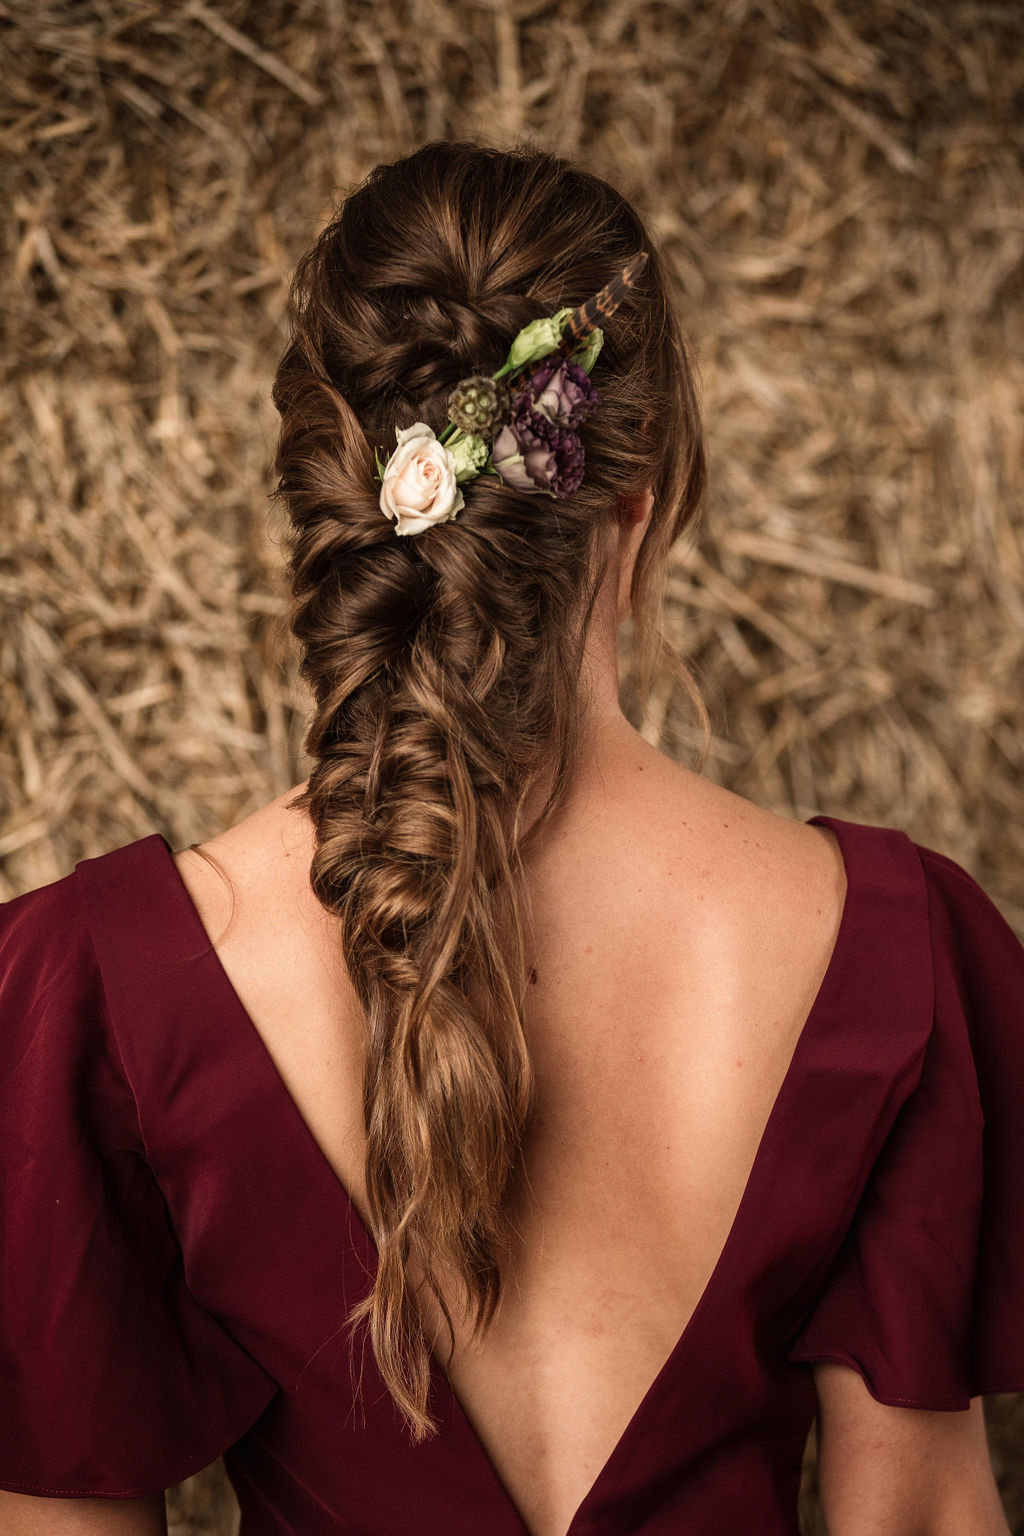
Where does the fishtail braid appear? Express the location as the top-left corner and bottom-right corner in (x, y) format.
(271, 140), (708, 1438)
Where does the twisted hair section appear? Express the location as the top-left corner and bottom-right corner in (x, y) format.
(271, 141), (708, 1439)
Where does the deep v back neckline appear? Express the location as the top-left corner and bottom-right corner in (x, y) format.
(151, 812), (856, 1536)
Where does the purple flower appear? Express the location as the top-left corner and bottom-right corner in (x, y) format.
(492, 395), (586, 499)
(522, 355), (599, 429)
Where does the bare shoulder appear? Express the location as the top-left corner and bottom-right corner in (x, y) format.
(170, 790), (364, 1143)
(168, 786), (355, 1027)
(614, 739), (847, 924)
(171, 787), (318, 943)
(171, 758), (848, 975)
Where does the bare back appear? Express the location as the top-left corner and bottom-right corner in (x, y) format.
(174, 743), (847, 1536)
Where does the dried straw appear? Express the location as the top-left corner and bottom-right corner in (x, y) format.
(2, 1), (1022, 1530)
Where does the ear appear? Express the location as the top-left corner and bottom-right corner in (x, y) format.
(615, 487), (654, 623)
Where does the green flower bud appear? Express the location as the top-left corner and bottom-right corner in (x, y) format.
(572, 326), (604, 376)
(504, 306), (572, 371)
(447, 432), (490, 483)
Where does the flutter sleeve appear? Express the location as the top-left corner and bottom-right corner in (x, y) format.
(0, 867), (277, 1498)
(786, 841), (1024, 1408)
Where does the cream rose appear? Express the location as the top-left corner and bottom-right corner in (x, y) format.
(379, 423), (464, 537)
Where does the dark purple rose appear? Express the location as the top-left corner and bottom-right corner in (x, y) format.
(492, 394), (586, 498)
(523, 355), (599, 429)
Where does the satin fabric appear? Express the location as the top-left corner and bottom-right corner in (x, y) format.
(1, 815), (1023, 1534)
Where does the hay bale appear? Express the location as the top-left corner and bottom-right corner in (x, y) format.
(2, 1), (1022, 1530)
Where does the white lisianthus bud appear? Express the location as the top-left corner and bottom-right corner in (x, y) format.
(378, 423), (464, 537)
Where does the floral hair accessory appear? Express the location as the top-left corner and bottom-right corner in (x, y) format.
(377, 423), (465, 538)
(374, 250), (649, 536)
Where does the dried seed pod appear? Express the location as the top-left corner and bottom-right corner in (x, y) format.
(446, 375), (511, 438)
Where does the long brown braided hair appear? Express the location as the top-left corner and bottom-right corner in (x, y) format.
(271, 140), (708, 1439)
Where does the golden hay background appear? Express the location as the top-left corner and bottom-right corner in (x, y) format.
(1, 1), (1022, 1530)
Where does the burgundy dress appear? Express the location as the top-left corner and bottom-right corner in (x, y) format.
(1, 814), (1023, 1535)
